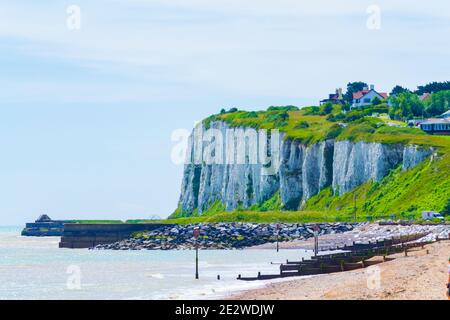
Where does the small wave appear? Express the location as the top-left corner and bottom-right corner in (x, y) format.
(146, 273), (164, 279)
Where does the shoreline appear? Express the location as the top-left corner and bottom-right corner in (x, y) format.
(228, 240), (450, 300)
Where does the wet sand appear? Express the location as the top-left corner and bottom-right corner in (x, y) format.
(231, 240), (450, 300)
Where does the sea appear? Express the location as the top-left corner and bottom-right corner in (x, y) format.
(0, 226), (313, 300)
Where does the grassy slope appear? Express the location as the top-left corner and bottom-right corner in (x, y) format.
(166, 106), (450, 223)
(305, 152), (450, 219)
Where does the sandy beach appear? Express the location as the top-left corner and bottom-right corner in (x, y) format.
(231, 240), (450, 300)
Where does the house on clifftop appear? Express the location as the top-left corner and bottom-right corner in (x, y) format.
(320, 88), (345, 105)
(420, 118), (450, 135)
(351, 85), (388, 109)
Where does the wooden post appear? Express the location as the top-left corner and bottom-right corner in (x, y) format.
(195, 244), (199, 279)
(193, 227), (200, 280)
(314, 224), (319, 257)
(276, 224), (280, 253)
(404, 247), (408, 257)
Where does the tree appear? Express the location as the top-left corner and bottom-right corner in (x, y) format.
(415, 81), (450, 95)
(389, 92), (424, 119)
(344, 82), (368, 104)
(371, 97), (382, 105)
(442, 198), (450, 215)
(424, 90), (450, 117)
(390, 85), (410, 96)
(220, 108), (226, 114)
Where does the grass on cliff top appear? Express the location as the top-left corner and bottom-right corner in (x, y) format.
(68, 220), (124, 224)
(203, 106), (450, 152)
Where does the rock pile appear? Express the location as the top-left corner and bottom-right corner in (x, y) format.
(94, 222), (357, 250)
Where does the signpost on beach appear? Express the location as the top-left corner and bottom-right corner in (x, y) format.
(193, 227), (200, 279)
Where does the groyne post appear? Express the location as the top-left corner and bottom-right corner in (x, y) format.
(193, 227), (200, 280)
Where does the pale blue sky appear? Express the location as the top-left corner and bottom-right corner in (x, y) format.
(1, 1), (450, 225)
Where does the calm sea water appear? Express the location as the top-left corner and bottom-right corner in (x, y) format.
(0, 226), (313, 300)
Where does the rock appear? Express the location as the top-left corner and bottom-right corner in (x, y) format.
(93, 222), (362, 251)
(177, 121), (430, 215)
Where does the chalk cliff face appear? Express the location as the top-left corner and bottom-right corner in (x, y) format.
(177, 121), (432, 215)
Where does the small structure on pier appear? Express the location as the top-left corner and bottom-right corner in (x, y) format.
(21, 214), (67, 237)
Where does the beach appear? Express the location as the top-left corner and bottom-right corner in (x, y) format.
(2, 224), (449, 300)
(231, 240), (450, 300)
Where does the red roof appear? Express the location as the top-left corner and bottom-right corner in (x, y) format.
(419, 93), (431, 101)
(353, 89), (387, 100)
(353, 90), (369, 99)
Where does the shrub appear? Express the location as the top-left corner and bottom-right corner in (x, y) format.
(295, 120), (310, 129)
(266, 111), (289, 126)
(320, 102), (334, 115)
(267, 105), (299, 112)
(325, 124), (343, 140)
(302, 106), (321, 115)
(442, 198), (450, 215)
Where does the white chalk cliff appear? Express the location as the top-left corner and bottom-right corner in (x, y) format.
(178, 121), (432, 215)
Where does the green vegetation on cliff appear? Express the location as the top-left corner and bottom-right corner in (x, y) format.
(305, 152), (450, 219)
(166, 152), (450, 223)
(203, 106), (450, 152)
(173, 105), (450, 223)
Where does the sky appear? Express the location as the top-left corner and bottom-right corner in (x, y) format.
(1, 0), (450, 225)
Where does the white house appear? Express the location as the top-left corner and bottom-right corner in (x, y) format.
(351, 85), (388, 109)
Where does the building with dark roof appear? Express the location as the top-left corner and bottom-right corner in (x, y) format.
(320, 88), (345, 105)
(419, 118), (450, 135)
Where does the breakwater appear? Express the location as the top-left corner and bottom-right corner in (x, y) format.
(94, 222), (357, 250)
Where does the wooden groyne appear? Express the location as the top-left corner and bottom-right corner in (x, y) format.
(237, 232), (446, 281)
(59, 223), (173, 249)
